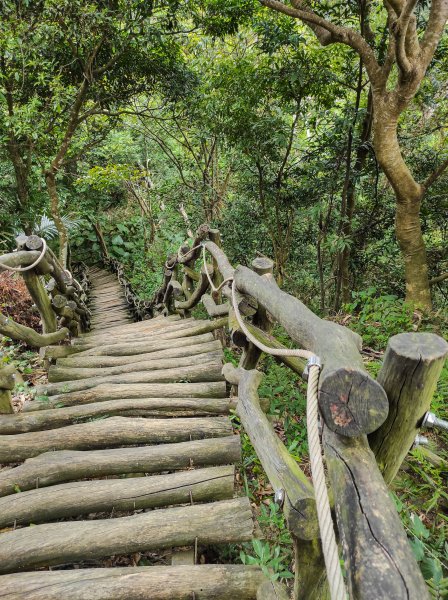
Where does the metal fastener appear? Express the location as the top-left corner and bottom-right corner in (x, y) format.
(303, 355), (322, 380)
(422, 411), (448, 432)
(274, 488), (285, 507)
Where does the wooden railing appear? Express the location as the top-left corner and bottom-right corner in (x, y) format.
(0, 235), (90, 412)
(103, 256), (153, 321)
(151, 224), (448, 600)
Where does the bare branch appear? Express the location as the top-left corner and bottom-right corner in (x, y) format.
(423, 156), (448, 191)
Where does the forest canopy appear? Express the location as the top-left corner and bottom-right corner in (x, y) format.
(0, 0), (447, 313)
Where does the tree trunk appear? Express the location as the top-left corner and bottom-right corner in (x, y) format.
(372, 106), (431, 309)
(45, 170), (69, 268)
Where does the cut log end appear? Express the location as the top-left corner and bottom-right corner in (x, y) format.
(319, 368), (389, 437)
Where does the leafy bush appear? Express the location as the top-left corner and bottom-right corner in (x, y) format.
(344, 287), (415, 350)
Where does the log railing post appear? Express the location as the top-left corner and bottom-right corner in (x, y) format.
(0, 365), (16, 414)
(240, 257), (274, 371)
(369, 332), (448, 484)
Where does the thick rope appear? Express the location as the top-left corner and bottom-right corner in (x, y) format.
(307, 364), (347, 600)
(0, 238), (47, 272)
(202, 244), (233, 293)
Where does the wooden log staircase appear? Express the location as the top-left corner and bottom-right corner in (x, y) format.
(1, 228), (446, 600)
(0, 267), (275, 600)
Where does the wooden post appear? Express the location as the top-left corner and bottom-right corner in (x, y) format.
(22, 271), (57, 334)
(369, 332), (448, 484)
(208, 229), (223, 298)
(0, 365), (16, 414)
(240, 257), (274, 371)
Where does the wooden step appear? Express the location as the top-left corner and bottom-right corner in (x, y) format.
(0, 465), (235, 527)
(0, 397), (236, 434)
(0, 565), (266, 599)
(48, 350), (223, 382)
(72, 332), (215, 357)
(36, 361), (224, 396)
(0, 416), (233, 463)
(26, 381), (227, 411)
(0, 436), (241, 495)
(56, 339), (222, 368)
(0, 497), (255, 573)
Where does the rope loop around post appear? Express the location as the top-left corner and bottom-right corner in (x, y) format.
(1, 238), (48, 273)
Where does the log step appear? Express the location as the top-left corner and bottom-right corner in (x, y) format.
(0, 565), (266, 599)
(0, 436), (241, 496)
(48, 350), (223, 382)
(0, 497), (255, 573)
(26, 381), (227, 411)
(0, 465), (235, 527)
(38, 361), (224, 395)
(0, 397), (236, 434)
(0, 416), (233, 463)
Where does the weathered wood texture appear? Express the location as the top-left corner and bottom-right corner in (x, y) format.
(0, 312), (69, 347)
(56, 339), (222, 368)
(26, 381), (227, 410)
(0, 436), (241, 496)
(234, 266), (388, 436)
(0, 497), (254, 573)
(0, 465), (235, 527)
(0, 365), (16, 414)
(223, 364), (318, 540)
(0, 565), (266, 600)
(0, 416), (233, 462)
(48, 350), (223, 382)
(323, 427), (428, 599)
(0, 397), (236, 434)
(257, 580), (290, 600)
(369, 332), (448, 484)
(72, 332), (215, 357)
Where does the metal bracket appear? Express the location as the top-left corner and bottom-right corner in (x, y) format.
(303, 355), (322, 381)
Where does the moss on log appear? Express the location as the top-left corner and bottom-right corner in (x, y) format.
(0, 436), (241, 496)
(0, 465), (235, 527)
(0, 565), (265, 600)
(0, 497), (254, 573)
(0, 416), (233, 463)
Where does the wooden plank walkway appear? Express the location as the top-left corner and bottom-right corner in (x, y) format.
(0, 267), (266, 599)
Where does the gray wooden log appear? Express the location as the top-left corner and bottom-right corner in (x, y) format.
(26, 381), (227, 411)
(0, 416), (233, 463)
(0, 312), (69, 348)
(323, 427), (428, 599)
(175, 264), (213, 310)
(0, 465), (235, 527)
(257, 581), (290, 600)
(75, 317), (197, 343)
(223, 364), (318, 540)
(234, 266), (387, 436)
(73, 333), (215, 357)
(0, 565), (265, 600)
(0, 497), (254, 573)
(22, 270), (57, 334)
(0, 397), (237, 434)
(241, 258), (274, 370)
(36, 361), (223, 396)
(0, 366), (16, 415)
(202, 294), (230, 317)
(56, 339), (222, 368)
(0, 250), (52, 276)
(369, 332), (448, 484)
(48, 351), (223, 382)
(0, 436), (240, 496)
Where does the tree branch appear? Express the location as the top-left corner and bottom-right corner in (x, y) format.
(420, 0), (448, 72)
(423, 157), (448, 191)
(259, 0), (382, 85)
